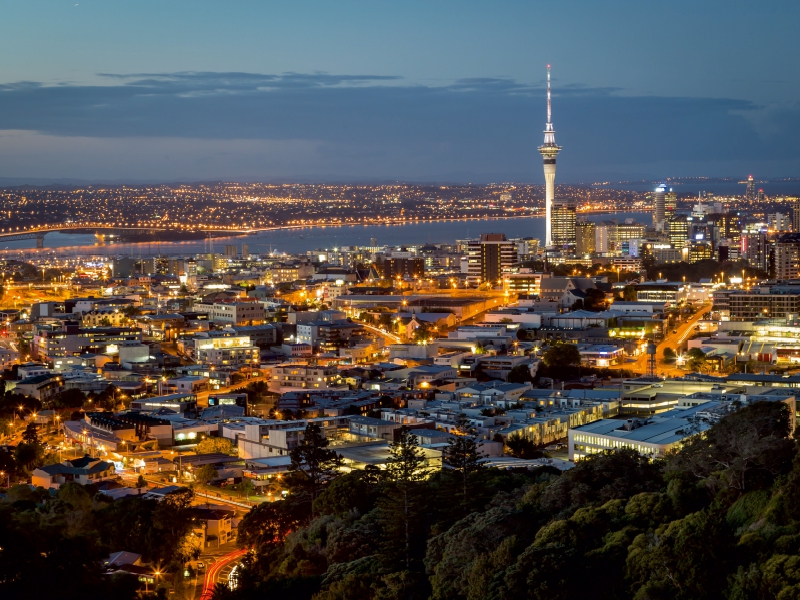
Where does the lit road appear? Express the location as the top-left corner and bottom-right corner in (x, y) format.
(614, 303), (712, 377)
(361, 323), (401, 343)
(199, 548), (248, 600)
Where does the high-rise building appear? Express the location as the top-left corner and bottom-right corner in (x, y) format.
(551, 201), (577, 248)
(746, 175), (756, 202)
(576, 219), (596, 256)
(653, 184), (667, 231)
(757, 189), (765, 203)
(793, 201), (800, 232)
(741, 230), (770, 272)
(465, 233), (518, 285)
(773, 233), (800, 280)
(538, 65), (561, 247)
(665, 191), (678, 219)
(712, 212), (742, 243)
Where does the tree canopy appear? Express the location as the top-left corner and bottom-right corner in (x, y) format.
(542, 343), (582, 368)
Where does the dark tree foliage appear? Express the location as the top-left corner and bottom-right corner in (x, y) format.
(378, 427), (431, 571)
(542, 343), (582, 368)
(94, 488), (197, 567)
(0, 484), (197, 599)
(506, 364), (533, 384)
(237, 499), (303, 550)
(506, 434), (544, 460)
(583, 288), (608, 311)
(51, 388), (87, 409)
(21, 422), (39, 445)
(313, 468), (381, 517)
(442, 416), (486, 517)
(666, 400), (795, 497)
(287, 422), (344, 519)
(539, 448), (665, 517)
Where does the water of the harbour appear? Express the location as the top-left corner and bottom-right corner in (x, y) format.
(2, 212), (652, 258)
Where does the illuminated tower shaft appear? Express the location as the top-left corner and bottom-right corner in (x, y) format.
(538, 65), (562, 247)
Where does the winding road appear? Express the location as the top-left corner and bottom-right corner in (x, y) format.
(199, 548), (248, 599)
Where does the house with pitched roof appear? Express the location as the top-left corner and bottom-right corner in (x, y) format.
(31, 455), (116, 490)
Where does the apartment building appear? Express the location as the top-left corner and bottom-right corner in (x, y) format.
(194, 298), (265, 326)
(464, 233), (518, 285)
(727, 285), (800, 320)
(191, 334), (259, 367)
(269, 364), (342, 393)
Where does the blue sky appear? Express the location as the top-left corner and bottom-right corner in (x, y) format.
(0, 0), (798, 182)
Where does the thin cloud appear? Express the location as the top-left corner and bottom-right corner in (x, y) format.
(0, 71), (795, 180)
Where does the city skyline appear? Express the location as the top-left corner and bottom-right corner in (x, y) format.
(1, 1), (799, 182)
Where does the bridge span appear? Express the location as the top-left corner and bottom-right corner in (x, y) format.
(0, 225), (261, 248)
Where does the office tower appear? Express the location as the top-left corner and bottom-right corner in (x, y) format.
(616, 220), (647, 246)
(594, 221), (614, 253)
(576, 219), (596, 256)
(665, 191), (678, 219)
(667, 215), (690, 248)
(773, 233), (800, 280)
(593, 219), (645, 254)
(465, 233), (518, 285)
(746, 175), (756, 202)
(551, 201), (577, 248)
(653, 184), (667, 231)
(538, 65), (561, 247)
(242, 244), (249, 258)
(685, 241), (713, 263)
(718, 212), (741, 243)
(224, 245), (238, 257)
(757, 189), (765, 203)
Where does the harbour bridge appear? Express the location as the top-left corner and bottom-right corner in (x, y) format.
(0, 224), (262, 248)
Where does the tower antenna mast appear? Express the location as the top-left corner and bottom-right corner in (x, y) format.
(539, 64), (561, 247)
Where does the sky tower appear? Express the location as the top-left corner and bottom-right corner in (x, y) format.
(539, 65), (561, 247)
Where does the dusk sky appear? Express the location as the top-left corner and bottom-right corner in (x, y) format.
(1, 0), (798, 183)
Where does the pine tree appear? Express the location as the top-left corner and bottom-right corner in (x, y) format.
(287, 422), (342, 520)
(379, 427), (431, 570)
(443, 414), (486, 515)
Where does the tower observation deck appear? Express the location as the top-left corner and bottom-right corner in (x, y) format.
(538, 65), (562, 248)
